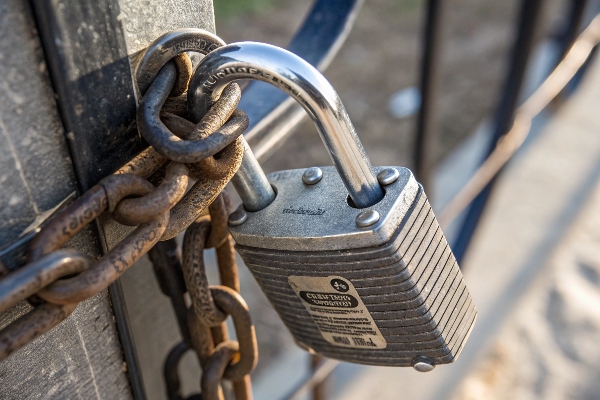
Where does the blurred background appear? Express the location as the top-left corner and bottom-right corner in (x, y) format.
(215, 0), (556, 171)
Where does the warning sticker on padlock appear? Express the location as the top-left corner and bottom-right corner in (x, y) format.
(288, 275), (387, 349)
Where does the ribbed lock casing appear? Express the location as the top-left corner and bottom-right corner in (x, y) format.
(230, 167), (476, 367)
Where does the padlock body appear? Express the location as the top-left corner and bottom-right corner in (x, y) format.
(230, 167), (476, 367)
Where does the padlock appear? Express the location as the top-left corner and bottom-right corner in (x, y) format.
(187, 42), (476, 370)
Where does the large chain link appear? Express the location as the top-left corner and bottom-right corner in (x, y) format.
(0, 29), (257, 398)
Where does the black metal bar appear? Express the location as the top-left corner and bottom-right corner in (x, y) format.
(148, 239), (192, 345)
(29, 1), (142, 189)
(107, 280), (147, 398)
(414, 0), (446, 193)
(282, 358), (339, 400)
(310, 355), (328, 400)
(29, 1), (146, 398)
(452, 0), (546, 264)
(557, 0), (588, 61)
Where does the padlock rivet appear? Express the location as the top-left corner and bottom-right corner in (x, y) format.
(377, 168), (400, 186)
(355, 210), (380, 228)
(228, 210), (248, 226)
(302, 167), (323, 185)
(412, 356), (435, 372)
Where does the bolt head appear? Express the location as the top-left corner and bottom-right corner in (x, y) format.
(377, 168), (400, 186)
(228, 210), (248, 226)
(302, 167), (323, 185)
(412, 356), (435, 372)
(355, 210), (380, 228)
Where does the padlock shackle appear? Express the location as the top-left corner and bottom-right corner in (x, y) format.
(188, 42), (384, 209)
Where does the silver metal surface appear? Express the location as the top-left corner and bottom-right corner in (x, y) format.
(240, 0), (363, 162)
(302, 167), (323, 185)
(412, 356), (436, 372)
(187, 42), (384, 208)
(228, 210), (248, 226)
(229, 167), (419, 252)
(134, 28), (225, 96)
(355, 210), (380, 228)
(234, 185), (477, 366)
(230, 139), (276, 212)
(377, 168), (400, 186)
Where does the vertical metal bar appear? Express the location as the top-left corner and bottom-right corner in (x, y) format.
(107, 281), (147, 398)
(557, 0), (588, 61)
(148, 239), (191, 345)
(452, 0), (546, 264)
(414, 0), (446, 193)
(310, 355), (328, 400)
(284, 358), (339, 400)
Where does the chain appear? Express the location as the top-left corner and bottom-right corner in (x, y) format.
(152, 193), (257, 400)
(0, 29), (258, 398)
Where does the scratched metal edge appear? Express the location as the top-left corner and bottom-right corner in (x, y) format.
(29, 1), (146, 398)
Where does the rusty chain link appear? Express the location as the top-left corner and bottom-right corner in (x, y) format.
(151, 192), (257, 400)
(0, 250), (91, 360)
(0, 31), (258, 400)
(145, 62), (246, 241)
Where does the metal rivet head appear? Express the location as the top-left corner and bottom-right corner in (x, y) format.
(355, 210), (380, 228)
(412, 356), (435, 372)
(228, 210), (248, 226)
(377, 168), (400, 186)
(302, 167), (323, 185)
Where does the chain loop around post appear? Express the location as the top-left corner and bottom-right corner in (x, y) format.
(144, 63), (247, 240)
(138, 62), (247, 164)
(27, 173), (170, 304)
(0, 28), (257, 398)
(111, 162), (189, 226)
(133, 29), (254, 399)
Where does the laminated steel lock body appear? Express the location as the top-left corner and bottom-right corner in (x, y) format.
(188, 42), (476, 369)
